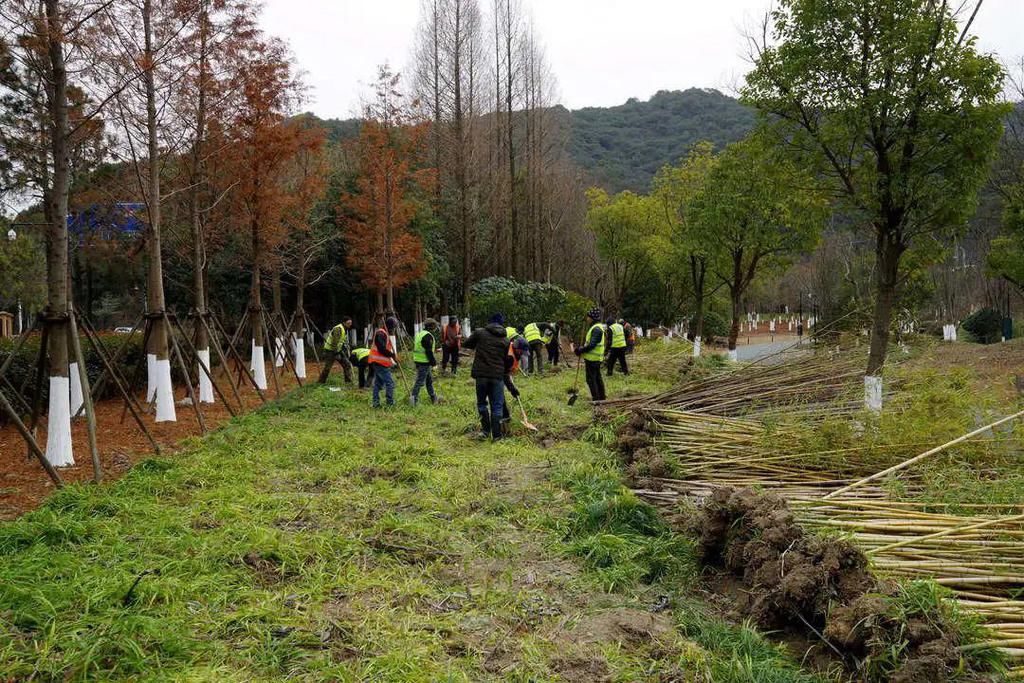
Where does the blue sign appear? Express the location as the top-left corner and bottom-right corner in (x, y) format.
(67, 203), (146, 243)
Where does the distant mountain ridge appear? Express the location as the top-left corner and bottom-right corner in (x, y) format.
(564, 88), (756, 193)
(312, 87), (756, 194)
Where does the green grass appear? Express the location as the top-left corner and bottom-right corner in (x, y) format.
(0, 344), (827, 681)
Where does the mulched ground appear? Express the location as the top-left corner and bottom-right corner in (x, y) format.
(1, 362), (323, 521)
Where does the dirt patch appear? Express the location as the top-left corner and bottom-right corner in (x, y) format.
(693, 487), (874, 630)
(570, 607), (674, 646)
(366, 530), (452, 565)
(690, 487), (991, 682)
(241, 551), (294, 586)
(551, 655), (610, 682)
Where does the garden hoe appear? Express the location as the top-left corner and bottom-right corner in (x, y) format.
(515, 396), (539, 431)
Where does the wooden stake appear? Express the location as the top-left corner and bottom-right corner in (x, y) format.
(67, 311), (102, 483)
(0, 386), (62, 487)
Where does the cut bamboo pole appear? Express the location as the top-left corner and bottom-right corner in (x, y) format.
(824, 409), (1024, 500)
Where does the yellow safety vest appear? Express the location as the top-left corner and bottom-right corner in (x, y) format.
(524, 323), (542, 343)
(610, 323), (626, 348)
(324, 324), (346, 351)
(582, 323), (606, 362)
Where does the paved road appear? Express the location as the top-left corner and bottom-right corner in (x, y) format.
(735, 338), (807, 362)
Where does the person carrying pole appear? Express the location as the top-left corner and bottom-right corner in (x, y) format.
(441, 316), (461, 375)
(369, 316), (399, 408)
(606, 318), (629, 376)
(572, 309), (607, 401)
(465, 313), (510, 440)
(349, 346), (373, 389)
(523, 322), (548, 375)
(318, 316), (354, 384)
(410, 318), (440, 405)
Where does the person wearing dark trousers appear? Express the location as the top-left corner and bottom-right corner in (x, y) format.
(369, 317), (398, 408)
(410, 318), (440, 405)
(606, 318), (629, 376)
(464, 313), (509, 440)
(349, 347), (373, 388)
(318, 316), (354, 383)
(547, 320), (563, 367)
(523, 322), (546, 374)
(441, 317), (461, 375)
(573, 309), (607, 402)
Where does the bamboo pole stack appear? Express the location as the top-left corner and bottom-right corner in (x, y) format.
(625, 349), (1024, 667)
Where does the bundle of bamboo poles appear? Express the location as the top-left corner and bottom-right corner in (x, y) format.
(607, 350), (868, 417)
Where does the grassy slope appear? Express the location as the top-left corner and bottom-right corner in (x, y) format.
(0, 345), (824, 682)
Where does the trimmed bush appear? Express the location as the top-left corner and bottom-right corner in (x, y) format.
(960, 307), (1002, 344)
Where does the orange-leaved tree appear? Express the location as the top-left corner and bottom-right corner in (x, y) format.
(220, 35), (315, 389)
(340, 65), (434, 313)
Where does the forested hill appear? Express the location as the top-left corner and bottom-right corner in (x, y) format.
(563, 89), (756, 193)
(312, 88), (756, 194)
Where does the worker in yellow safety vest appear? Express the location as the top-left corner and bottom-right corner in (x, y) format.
(572, 308), (606, 401)
(348, 347), (373, 388)
(523, 322), (555, 375)
(410, 319), (440, 406)
(319, 316), (354, 384)
(606, 318), (629, 376)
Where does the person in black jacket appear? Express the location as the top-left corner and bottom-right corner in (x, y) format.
(464, 313), (509, 440)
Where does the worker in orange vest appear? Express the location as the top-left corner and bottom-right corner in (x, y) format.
(368, 316), (399, 408)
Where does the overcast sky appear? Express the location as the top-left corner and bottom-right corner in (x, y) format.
(264, 0), (1024, 119)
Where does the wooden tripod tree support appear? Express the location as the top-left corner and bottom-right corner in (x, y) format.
(207, 309), (267, 405)
(185, 309), (244, 412)
(75, 313), (161, 455)
(262, 306), (304, 388)
(0, 386), (63, 487)
(170, 311), (238, 416)
(227, 306), (303, 400)
(67, 311), (102, 483)
(286, 309), (322, 364)
(2, 313), (102, 484)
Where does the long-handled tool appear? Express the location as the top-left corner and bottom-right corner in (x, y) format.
(515, 396), (539, 431)
(567, 355), (582, 406)
(394, 359), (411, 399)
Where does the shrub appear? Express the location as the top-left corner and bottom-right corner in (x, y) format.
(691, 309), (730, 340)
(468, 277), (595, 332)
(960, 307), (1002, 344)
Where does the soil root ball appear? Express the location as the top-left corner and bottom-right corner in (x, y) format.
(689, 487), (988, 682)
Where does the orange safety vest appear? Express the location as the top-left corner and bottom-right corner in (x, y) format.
(507, 342), (519, 375)
(368, 328), (395, 367)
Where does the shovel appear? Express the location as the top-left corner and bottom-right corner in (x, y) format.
(515, 396), (539, 431)
(567, 355), (582, 406)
